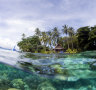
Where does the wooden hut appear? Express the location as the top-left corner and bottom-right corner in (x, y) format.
(54, 44), (64, 53)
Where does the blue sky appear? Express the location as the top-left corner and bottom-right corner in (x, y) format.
(0, 0), (96, 49)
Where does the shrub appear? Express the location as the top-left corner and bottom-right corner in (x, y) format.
(66, 48), (77, 53)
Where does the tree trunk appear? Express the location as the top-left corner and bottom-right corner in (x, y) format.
(71, 37), (74, 50)
(67, 38), (69, 49)
(72, 39), (74, 50)
(37, 45), (38, 52)
(44, 42), (46, 51)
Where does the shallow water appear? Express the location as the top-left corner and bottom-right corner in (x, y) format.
(0, 49), (96, 90)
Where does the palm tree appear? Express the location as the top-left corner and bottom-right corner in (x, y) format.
(41, 32), (48, 51)
(35, 28), (41, 52)
(62, 25), (69, 49)
(68, 27), (75, 50)
(46, 31), (53, 49)
(35, 28), (41, 37)
(22, 33), (26, 40)
(52, 27), (60, 46)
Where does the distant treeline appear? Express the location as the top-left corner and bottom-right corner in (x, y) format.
(17, 25), (96, 53)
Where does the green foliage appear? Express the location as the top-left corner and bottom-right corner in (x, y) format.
(18, 25), (96, 53)
(77, 26), (90, 50)
(18, 36), (41, 52)
(35, 28), (41, 37)
(40, 50), (55, 54)
(40, 49), (47, 54)
(52, 27), (60, 46)
(66, 48), (77, 53)
(77, 26), (96, 51)
(89, 26), (96, 49)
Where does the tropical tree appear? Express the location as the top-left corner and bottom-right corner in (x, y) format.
(46, 31), (53, 49)
(18, 36), (41, 52)
(62, 25), (69, 49)
(35, 28), (41, 38)
(89, 26), (96, 50)
(68, 27), (75, 50)
(77, 26), (90, 50)
(52, 27), (60, 46)
(18, 24), (96, 53)
(22, 33), (26, 40)
(41, 32), (49, 51)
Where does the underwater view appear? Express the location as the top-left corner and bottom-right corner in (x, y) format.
(1, 0), (96, 90)
(0, 49), (96, 90)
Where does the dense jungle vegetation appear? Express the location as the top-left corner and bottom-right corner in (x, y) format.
(17, 25), (96, 53)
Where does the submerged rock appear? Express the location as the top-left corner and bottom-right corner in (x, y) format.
(89, 61), (96, 70)
(11, 79), (25, 89)
(34, 66), (55, 75)
(37, 81), (56, 90)
(55, 75), (68, 81)
(8, 88), (19, 90)
(68, 77), (79, 81)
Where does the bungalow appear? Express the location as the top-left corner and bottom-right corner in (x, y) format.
(53, 44), (64, 53)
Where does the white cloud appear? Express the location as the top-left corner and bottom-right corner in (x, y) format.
(0, 18), (46, 49)
(0, 0), (96, 49)
(0, 37), (16, 49)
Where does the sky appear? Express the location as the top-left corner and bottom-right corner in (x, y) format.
(0, 0), (96, 49)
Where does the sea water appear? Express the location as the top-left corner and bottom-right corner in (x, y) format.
(0, 49), (96, 90)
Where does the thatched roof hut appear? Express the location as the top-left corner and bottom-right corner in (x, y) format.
(54, 44), (64, 52)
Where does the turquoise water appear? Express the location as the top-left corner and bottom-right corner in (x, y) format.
(0, 49), (96, 90)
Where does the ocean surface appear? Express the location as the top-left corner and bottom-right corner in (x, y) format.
(0, 49), (96, 90)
